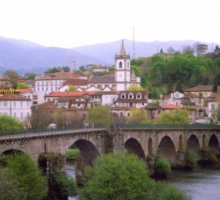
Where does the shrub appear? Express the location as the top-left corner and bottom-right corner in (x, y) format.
(154, 156), (171, 178)
(185, 149), (198, 168)
(80, 152), (155, 200)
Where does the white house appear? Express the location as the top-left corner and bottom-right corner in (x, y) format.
(159, 92), (184, 107)
(0, 94), (31, 123)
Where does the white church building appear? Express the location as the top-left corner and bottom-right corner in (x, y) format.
(88, 40), (140, 91)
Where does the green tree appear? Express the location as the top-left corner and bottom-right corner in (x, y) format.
(0, 115), (24, 132)
(17, 82), (29, 89)
(27, 73), (36, 80)
(125, 85), (145, 91)
(80, 152), (155, 200)
(0, 168), (27, 200)
(157, 109), (189, 124)
(167, 79), (173, 94)
(89, 104), (111, 124)
(47, 169), (77, 199)
(131, 65), (141, 76)
(128, 108), (148, 124)
(154, 156), (171, 178)
(68, 86), (77, 91)
(6, 153), (48, 200)
(175, 80), (184, 93)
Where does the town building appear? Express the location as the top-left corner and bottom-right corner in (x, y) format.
(0, 94), (31, 125)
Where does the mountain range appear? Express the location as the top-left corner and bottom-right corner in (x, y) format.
(0, 36), (218, 75)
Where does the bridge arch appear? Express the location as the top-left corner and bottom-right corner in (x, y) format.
(187, 134), (200, 153)
(208, 134), (220, 155)
(157, 136), (176, 163)
(2, 149), (24, 155)
(124, 137), (145, 159)
(70, 139), (100, 165)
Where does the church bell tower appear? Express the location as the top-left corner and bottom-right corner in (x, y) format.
(115, 40), (131, 91)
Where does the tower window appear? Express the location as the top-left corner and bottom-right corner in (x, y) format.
(119, 62), (122, 68)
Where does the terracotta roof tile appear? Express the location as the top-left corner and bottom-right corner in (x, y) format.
(17, 89), (32, 93)
(0, 94), (31, 101)
(162, 104), (181, 109)
(184, 85), (220, 92)
(88, 75), (115, 83)
(64, 79), (87, 86)
(46, 91), (97, 97)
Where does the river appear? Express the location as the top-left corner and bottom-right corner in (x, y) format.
(66, 160), (220, 200)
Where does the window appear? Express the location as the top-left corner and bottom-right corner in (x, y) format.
(14, 101), (16, 107)
(21, 112), (23, 119)
(136, 94), (141, 99)
(4, 101), (7, 107)
(211, 104), (215, 110)
(20, 101), (23, 108)
(121, 94), (125, 99)
(119, 61), (122, 68)
(120, 112), (123, 117)
(98, 85), (102, 89)
(14, 112), (16, 118)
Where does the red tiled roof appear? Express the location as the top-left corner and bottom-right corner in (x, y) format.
(36, 101), (58, 109)
(17, 89), (31, 93)
(184, 85), (220, 92)
(162, 104), (181, 109)
(0, 94), (31, 101)
(207, 93), (220, 98)
(161, 94), (171, 99)
(46, 91), (97, 97)
(64, 78), (87, 86)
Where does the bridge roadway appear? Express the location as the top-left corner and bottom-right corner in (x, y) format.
(0, 124), (220, 165)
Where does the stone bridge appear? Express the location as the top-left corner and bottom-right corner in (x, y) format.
(0, 125), (220, 166)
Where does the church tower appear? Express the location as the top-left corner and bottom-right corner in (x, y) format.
(115, 40), (131, 91)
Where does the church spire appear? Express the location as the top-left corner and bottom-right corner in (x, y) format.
(119, 40), (126, 56)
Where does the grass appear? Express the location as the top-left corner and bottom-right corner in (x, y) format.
(65, 148), (80, 160)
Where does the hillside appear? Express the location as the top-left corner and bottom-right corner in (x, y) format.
(0, 36), (218, 75)
(0, 36), (106, 75)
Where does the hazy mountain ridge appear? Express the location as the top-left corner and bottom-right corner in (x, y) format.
(0, 36), (218, 75)
(0, 37), (106, 75)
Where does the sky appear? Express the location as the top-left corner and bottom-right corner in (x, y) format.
(0, 0), (219, 48)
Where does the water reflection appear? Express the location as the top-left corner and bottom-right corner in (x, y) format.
(167, 165), (220, 200)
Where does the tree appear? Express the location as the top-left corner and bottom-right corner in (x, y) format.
(80, 152), (155, 200)
(160, 48), (163, 53)
(62, 66), (70, 72)
(0, 168), (27, 200)
(175, 80), (184, 93)
(47, 168), (77, 199)
(182, 45), (194, 54)
(80, 152), (191, 200)
(127, 108), (148, 124)
(4, 70), (19, 88)
(157, 109), (189, 124)
(17, 82), (29, 89)
(0, 115), (24, 132)
(68, 86), (77, 92)
(27, 73), (36, 80)
(6, 153), (48, 200)
(89, 104), (111, 124)
(125, 85), (145, 91)
(131, 65), (141, 76)
(167, 79), (173, 94)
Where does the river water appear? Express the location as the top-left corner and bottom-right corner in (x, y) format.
(66, 160), (220, 200)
